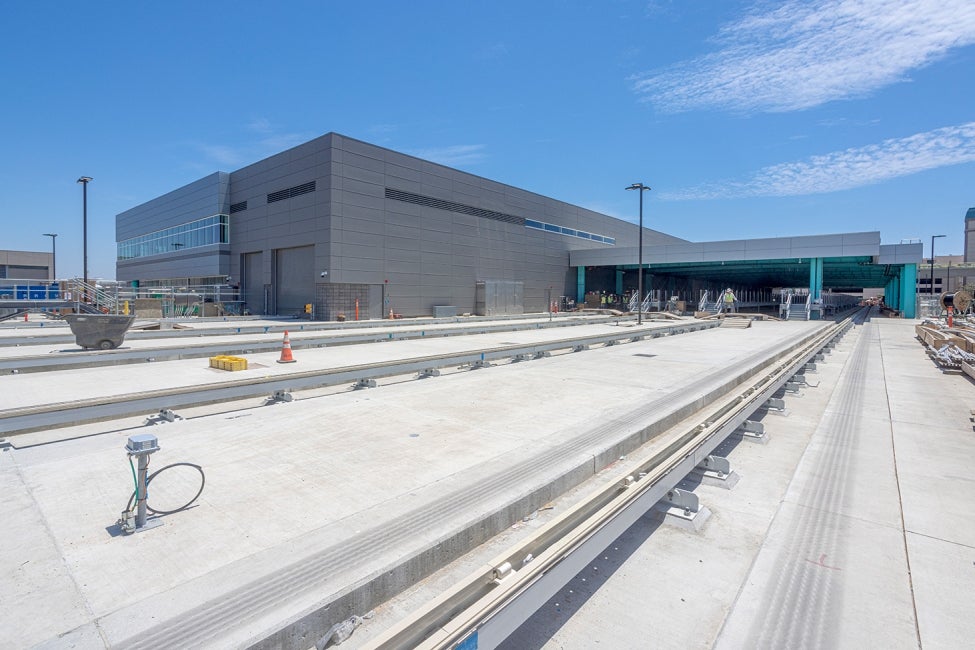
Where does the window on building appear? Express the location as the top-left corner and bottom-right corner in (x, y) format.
(117, 214), (230, 260)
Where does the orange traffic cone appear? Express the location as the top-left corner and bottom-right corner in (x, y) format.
(277, 330), (297, 363)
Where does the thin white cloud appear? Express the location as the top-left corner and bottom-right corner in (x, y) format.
(408, 144), (487, 167)
(198, 144), (248, 168)
(367, 123), (398, 136)
(476, 42), (508, 61)
(247, 117), (273, 134)
(193, 120), (312, 169)
(633, 0), (975, 113)
(661, 121), (975, 199)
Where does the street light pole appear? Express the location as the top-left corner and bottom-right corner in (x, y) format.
(77, 177), (93, 291)
(930, 234), (945, 298)
(626, 183), (651, 325)
(43, 233), (57, 281)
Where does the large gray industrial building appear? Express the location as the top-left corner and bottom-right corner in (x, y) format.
(117, 133), (682, 319)
(117, 131), (926, 319)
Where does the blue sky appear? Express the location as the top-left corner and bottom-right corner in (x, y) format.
(2, 0), (973, 280)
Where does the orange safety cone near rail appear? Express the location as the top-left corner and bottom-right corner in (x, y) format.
(277, 330), (297, 363)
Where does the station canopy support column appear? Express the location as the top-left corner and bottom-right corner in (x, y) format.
(899, 263), (917, 318)
(808, 257), (823, 300)
(615, 268), (623, 295)
(886, 273), (901, 313)
(577, 266), (585, 304)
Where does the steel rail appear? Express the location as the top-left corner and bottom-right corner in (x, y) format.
(364, 315), (854, 650)
(0, 313), (616, 348)
(0, 316), (614, 374)
(0, 320), (719, 436)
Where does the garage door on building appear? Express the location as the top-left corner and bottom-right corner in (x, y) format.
(242, 252), (264, 315)
(274, 245), (314, 316)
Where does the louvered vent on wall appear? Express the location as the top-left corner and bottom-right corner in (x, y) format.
(385, 188), (525, 225)
(229, 201), (247, 214)
(267, 180), (317, 204)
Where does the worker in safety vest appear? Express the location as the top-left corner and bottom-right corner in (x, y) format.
(722, 288), (737, 313)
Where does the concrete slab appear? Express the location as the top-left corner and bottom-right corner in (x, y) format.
(0, 319), (825, 647)
(495, 317), (974, 650)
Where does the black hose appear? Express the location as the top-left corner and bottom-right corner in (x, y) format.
(125, 462), (206, 515)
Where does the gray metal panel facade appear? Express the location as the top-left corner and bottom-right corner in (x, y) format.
(117, 133), (685, 315)
(116, 172), (230, 283)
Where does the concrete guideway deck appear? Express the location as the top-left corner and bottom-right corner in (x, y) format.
(494, 317), (975, 650)
(0, 314), (620, 373)
(365, 314), (853, 649)
(0, 319), (719, 435)
(0, 319), (826, 649)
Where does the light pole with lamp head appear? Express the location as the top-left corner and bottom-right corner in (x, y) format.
(626, 183), (651, 324)
(42, 233), (57, 282)
(77, 177), (93, 293)
(930, 234), (945, 298)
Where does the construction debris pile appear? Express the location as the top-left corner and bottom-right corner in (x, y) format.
(915, 317), (975, 375)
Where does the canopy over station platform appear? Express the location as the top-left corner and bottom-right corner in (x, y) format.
(571, 231), (923, 317)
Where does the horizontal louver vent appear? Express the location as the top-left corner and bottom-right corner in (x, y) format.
(229, 201), (247, 214)
(385, 188), (525, 226)
(267, 180), (316, 203)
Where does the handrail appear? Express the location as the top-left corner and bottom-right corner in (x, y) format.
(641, 291), (653, 313)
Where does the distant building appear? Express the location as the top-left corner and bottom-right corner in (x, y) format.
(0, 250), (52, 280)
(965, 207), (975, 263)
(917, 206), (975, 298)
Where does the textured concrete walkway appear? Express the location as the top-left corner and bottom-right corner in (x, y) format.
(0, 319), (821, 649)
(500, 317), (975, 650)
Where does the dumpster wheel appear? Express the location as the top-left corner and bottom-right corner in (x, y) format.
(98, 339), (116, 350)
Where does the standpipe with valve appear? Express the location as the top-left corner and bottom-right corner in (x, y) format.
(115, 433), (206, 536)
(120, 433), (161, 534)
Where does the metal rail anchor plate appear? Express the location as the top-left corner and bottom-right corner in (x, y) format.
(144, 408), (182, 425)
(691, 454), (740, 489)
(353, 378), (378, 390)
(653, 487), (712, 531)
(764, 397), (788, 416)
(416, 368), (440, 378)
(738, 419), (769, 444)
(266, 389), (294, 404)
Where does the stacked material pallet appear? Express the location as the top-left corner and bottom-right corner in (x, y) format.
(209, 355), (248, 371)
(914, 322), (975, 369)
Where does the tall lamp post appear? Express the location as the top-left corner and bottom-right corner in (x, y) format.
(43, 233), (57, 281)
(930, 234), (945, 298)
(626, 183), (651, 325)
(77, 176), (93, 291)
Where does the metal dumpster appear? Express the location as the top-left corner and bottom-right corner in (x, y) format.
(63, 314), (136, 350)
